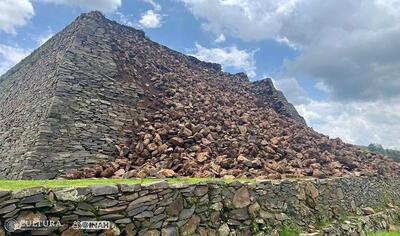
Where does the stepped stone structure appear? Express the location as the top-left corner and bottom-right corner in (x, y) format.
(252, 78), (306, 124)
(0, 12), (141, 178)
(0, 12), (305, 179)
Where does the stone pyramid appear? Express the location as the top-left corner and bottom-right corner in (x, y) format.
(2, 12), (398, 180)
(0, 12), (304, 179)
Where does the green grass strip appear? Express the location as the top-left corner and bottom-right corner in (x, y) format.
(0, 177), (254, 190)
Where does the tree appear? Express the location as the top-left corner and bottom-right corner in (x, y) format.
(367, 143), (400, 162)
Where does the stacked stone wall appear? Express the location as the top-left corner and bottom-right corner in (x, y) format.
(0, 177), (399, 235)
(0, 12), (223, 179)
(0, 23), (77, 178)
(18, 14), (143, 179)
(0, 13), (144, 179)
(0, 11), (311, 179)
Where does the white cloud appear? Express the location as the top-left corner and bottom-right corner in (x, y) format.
(115, 12), (134, 27)
(0, 0), (34, 34)
(296, 99), (400, 149)
(181, 0), (400, 148)
(272, 76), (400, 149)
(190, 43), (256, 78)
(314, 81), (332, 94)
(275, 36), (299, 50)
(214, 34), (226, 43)
(35, 29), (54, 46)
(139, 10), (162, 28)
(181, 0), (300, 41)
(181, 0), (400, 101)
(143, 0), (161, 11)
(273, 77), (310, 105)
(38, 0), (121, 13)
(0, 44), (31, 75)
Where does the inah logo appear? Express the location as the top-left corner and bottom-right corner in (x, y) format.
(72, 221), (110, 230)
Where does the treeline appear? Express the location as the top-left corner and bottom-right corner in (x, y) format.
(366, 143), (400, 162)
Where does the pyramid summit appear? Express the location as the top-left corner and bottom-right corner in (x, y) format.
(0, 11), (398, 179)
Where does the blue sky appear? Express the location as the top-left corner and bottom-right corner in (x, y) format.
(1, 0), (400, 149)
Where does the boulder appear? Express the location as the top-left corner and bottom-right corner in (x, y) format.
(361, 207), (375, 215)
(170, 137), (184, 146)
(196, 152), (208, 163)
(218, 224), (230, 236)
(180, 215), (201, 236)
(166, 196), (183, 216)
(124, 223), (137, 236)
(232, 186), (251, 208)
(157, 169), (176, 178)
(90, 185), (119, 196)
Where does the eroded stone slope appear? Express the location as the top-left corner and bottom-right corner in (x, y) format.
(65, 13), (400, 179)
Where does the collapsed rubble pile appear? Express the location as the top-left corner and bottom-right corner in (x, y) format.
(66, 12), (400, 180)
(67, 72), (400, 179)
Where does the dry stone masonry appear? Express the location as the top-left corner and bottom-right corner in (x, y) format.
(0, 12), (145, 179)
(1, 11), (400, 179)
(0, 176), (399, 235)
(251, 78), (306, 125)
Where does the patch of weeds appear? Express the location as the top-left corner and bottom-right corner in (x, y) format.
(279, 224), (301, 236)
(250, 217), (261, 233)
(315, 217), (335, 229)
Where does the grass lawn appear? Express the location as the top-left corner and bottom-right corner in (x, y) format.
(0, 177), (254, 190)
(368, 232), (400, 236)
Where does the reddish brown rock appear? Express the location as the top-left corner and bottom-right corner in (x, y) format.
(59, 13), (400, 180)
(147, 143), (158, 151)
(65, 169), (82, 179)
(181, 127), (193, 137)
(100, 167), (115, 178)
(82, 168), (97, 178)
(114, 169), (126, 177)
(196, 152), (208, 163)
(157, 169), (175, 177)
(170, 137), (184, 146)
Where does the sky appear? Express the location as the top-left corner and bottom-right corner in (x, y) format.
(1, 0), (400, 149)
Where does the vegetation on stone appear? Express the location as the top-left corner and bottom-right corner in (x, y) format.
(366, 144), (400, 162)
(279, 224), (301, 236)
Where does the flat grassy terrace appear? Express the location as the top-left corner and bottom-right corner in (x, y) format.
(0, 178), (254, 190)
